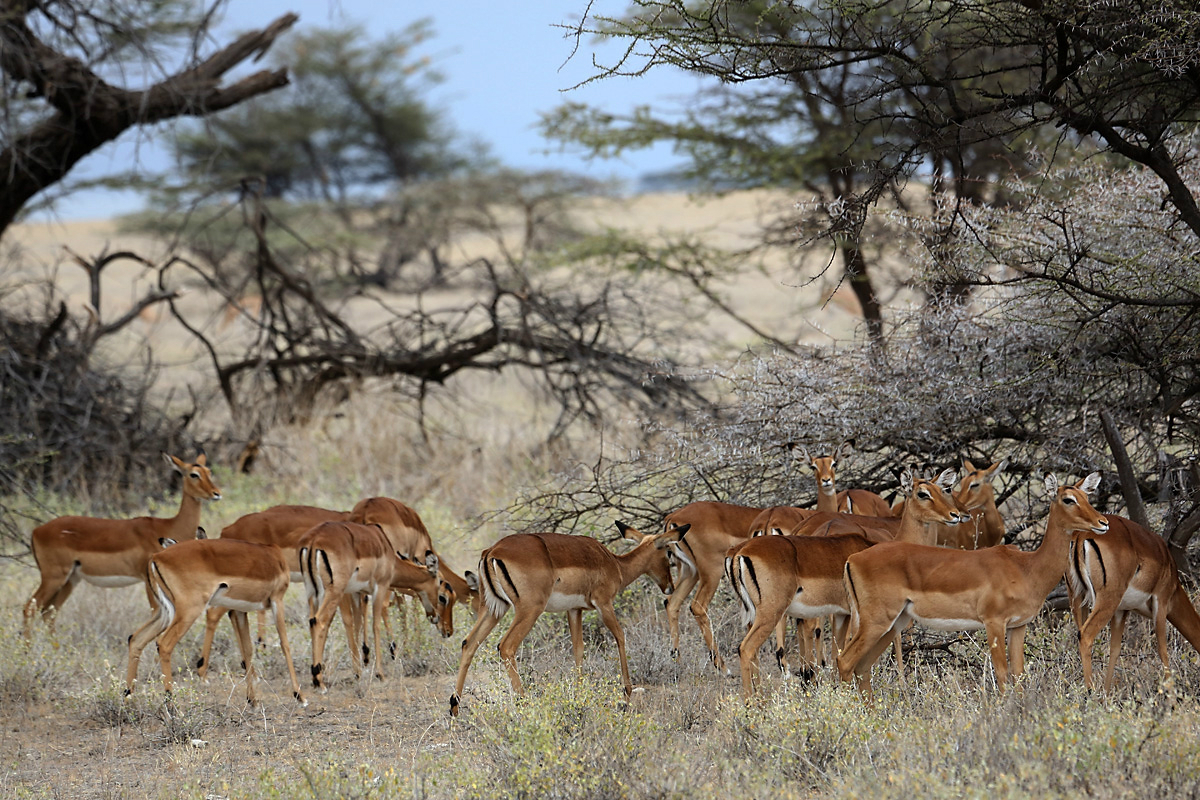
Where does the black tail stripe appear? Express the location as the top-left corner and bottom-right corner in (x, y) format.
(1087, 540), (1107, 587)
(742, 556), (760, 597)
(482, 557), (504, 605)
(495, 559), (520, 600)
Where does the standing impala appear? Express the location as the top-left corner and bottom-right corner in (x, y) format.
(449, 522), (674, 717)
(728, 469), (964, 698)
(1068, 513), (1200, 690)
(25, 452), (221, 637)
(196, 504), (349, 676)
(657, 501), (762, 673)
(802, 443), (893, 517)
(124, 538), (306, 707)
(838, 473), (1109, 702)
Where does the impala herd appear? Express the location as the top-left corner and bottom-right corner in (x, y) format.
(20, 448), (1200, 717)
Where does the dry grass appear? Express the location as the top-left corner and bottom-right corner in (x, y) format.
(5, 204), (1200, 798)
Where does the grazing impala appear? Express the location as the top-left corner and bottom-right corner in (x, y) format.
(124, 538), (306, 707)
(1068, 514), (1200, 690)
(839, 473), (1108, 702)
(449, 522), (674, 717)
(657, 501), (762, 673)
(299, 521), (450, 691)
(728, 470), (965, 698)
(350, 496), (480, 618)
(802, 443), (893, 517)
(25, 453), (221, 637)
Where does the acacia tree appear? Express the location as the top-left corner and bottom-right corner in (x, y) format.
(0, 0), (300, 240)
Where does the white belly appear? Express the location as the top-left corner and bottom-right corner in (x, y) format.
(1119, 586), (1154, 613)
(910, 614), (986, 632)
(545, 592), (588, 612)
(786, 598), (845, 619)
(79, 573), (142, 588)
(345, 572), (375, 594)
(211, 597), (268, 613)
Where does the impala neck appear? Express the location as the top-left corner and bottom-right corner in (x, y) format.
(614, 541), (660, 590)
(894, 504), (939, 546)
(1024, 504), (1078, 594)
(816, 487), (839, 514)
(979, 502), (1005, 543)
(166, 491), (204, 541)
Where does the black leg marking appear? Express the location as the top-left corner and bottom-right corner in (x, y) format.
(196, 657), (205, 669)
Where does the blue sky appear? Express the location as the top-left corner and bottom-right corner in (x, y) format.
(35, 1), (703, 221)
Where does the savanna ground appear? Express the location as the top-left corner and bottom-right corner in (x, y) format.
(5, 193), (1200, 799)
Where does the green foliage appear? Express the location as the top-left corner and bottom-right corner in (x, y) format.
(165, 21), (458, 205)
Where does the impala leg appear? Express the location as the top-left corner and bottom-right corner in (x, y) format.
(255, 608), (269, 648)
(155, 606), (204, 696)
(596, 602), (632, 697)
(450, 608), (503, 716)
(690, 568), (727, 674)
(370, 590), (386, 681)
(125, 606), (170, 696)
(1152, 597), (1171, 679)
(228, 610), (258, 706)
(271, 597), (307, 706)
(25, 569), (78, 637)
(567, 609), (585, 674)
(664, 570), (698, 660)
(1101, 610), (1129, 691)
(985, 621), (1010, 690)
(497, 604), (545, 695)
(196, 606), (224, 677)
(838, 610), (905, 703)
(1078, 589), (1123, 690)
(772, 614), (790, 677)
(892, 625), (906, 681)
(739, 599), (787, 700)
(310, 592), (343, 692)
(1007, 624), (1028, 680)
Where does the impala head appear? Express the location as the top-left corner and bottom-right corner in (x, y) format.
(1045, 472), (1108, 535)
(399, 550), (456, 638)
(955, 458), (1007, 511)
(901, 467), (969, 526)
(616, 520), (675, 596)
(164, 452), (222, 502)
(803, 441), (851, 496)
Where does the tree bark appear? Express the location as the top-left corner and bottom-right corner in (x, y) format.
(0, 8), (298, 239)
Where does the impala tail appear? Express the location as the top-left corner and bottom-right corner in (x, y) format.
(730, 555), (759, 628)
(481, 556), (515, 619)
(146, 561), (177, 636)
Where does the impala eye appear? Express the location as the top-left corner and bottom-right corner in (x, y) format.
(1063, 496), (1077, 505)
(190, 472), (200, 479)
(917, 490), (930, 500)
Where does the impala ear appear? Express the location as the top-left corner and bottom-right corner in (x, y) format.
(935, 468), (958, 492)
(963, 458), (977, 472)
(990, 458), (1009, 479)
(464, 571), (480, 593)
(425, 550), (439, 576)
(899, 469), (914, 496)
(614, 520), (641, 541)
(836, 439), (854, 461)
(163, 452), (183, 474)
(656, 523), (689, 548)
(799, 444), (813, 466)
(195, 526), (207, 540)
(1043, 473), (1060, 496)
(1079, 472), (1102, 495)
(195, 452), (207, 466)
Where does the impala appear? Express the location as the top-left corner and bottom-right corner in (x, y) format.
(24, 452), (221, 637)
(748, 506), (817, 537)
(124, 538), (306, 707)
(935, 459), (1008, 549)
(1068, 514), (1200, 690)
(838, 473), (1108, 702)
(802, 443), (893, 517)
(196, 504), (349, 676)
(299, 521), (449, 691)
(449, 522), (674, 717)
(656, 501), (762, 673)
(350, 496), (480, 623)
(728, 470), (965, 697)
